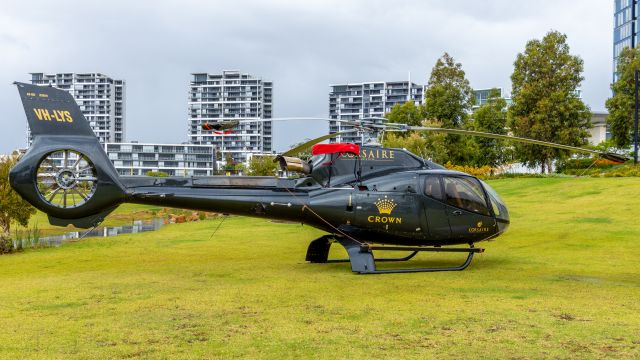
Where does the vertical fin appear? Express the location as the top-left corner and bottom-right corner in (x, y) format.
(14, 82), (95, 137)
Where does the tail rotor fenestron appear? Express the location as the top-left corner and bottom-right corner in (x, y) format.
(36, 149), (98, 209)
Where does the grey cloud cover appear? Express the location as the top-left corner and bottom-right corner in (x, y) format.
(0, 0), (612, 154)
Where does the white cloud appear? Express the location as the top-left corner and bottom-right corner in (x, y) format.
(0, 0), (614, 153)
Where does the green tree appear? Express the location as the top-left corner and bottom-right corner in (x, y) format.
(382, 132), (428, 157)
(385, 101), (425, 126)
(509, 30), (591, 173)
(424, 52), (475, 128)
(223, 153), (236, 171)
(247, 155), (277, 176)
(420, 120), (451, 164)
(471, 88), (511, 169)
(423, 53), (477, 164)
(0, 155), (36, 238)
(234, 163), (247, 174)
(606, 46), (640, 148)
(588, 138), (626, 155)
(381, 120), (451, 164)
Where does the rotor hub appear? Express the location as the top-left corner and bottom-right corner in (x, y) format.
(55, 169), (77, 190)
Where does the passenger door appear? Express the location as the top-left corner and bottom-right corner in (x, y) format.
(354, 191), (420, 236)
(421, 175), (451, 241)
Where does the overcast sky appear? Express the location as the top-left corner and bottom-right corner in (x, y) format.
(0, 0), (613, 154)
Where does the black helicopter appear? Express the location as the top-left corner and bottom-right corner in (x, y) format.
(9, 82), (626, 274)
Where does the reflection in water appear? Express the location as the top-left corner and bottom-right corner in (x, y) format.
(26, 219), (165, 248)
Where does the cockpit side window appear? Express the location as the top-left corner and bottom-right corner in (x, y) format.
(423, 176), (443, 200)
(443, 176), (490, 216)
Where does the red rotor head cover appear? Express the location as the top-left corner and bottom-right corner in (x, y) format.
(311, 143), (360, 156)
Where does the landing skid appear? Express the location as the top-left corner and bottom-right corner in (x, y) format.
(305, 235), (484, 274)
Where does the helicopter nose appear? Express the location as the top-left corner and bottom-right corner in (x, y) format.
(496, 219), (510, 234)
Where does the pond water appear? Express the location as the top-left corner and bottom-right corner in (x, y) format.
(14, 218), (165, 249)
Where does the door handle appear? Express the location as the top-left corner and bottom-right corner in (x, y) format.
(452, 210), (463, 216)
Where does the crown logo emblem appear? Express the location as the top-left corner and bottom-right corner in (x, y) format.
(375, 196), (397, 215)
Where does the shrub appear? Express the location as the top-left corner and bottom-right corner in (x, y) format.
(444, 162), (494, 179)
(594, 159), (620, 166)
(487, 173), (566, 179)
(557, 164), (640, 177)
(601, 165), (640, 177)
(31, 224), (41, 248)
(556, 157), (621, 173)
(0, 234), (13, 254)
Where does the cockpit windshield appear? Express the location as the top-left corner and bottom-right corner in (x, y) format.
(480, 180), (509, 221)
(310, 154), (328, 169)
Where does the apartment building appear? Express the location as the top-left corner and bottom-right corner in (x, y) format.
(30, 72), (125, 144)
(188, 70), (273, 163)
(328, 81), (423, 143)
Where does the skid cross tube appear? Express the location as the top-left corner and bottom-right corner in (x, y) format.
(305, 235), (419, 264)
(304, 235), (484, 274)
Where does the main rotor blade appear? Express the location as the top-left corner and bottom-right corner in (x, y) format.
(399, 126), (629, 163)
(233, 117), (386, 128)
(201, 117), (385, 134)
(281, 129), (360, 157)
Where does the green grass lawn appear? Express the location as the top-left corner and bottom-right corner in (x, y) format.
(1, 178), (640, 359)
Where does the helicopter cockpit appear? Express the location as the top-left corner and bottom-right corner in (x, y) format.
(415, 172), (510, 244)
(480, 180), (510, 233)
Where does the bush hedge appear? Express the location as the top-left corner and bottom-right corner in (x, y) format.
(0, 235), (13, 254)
